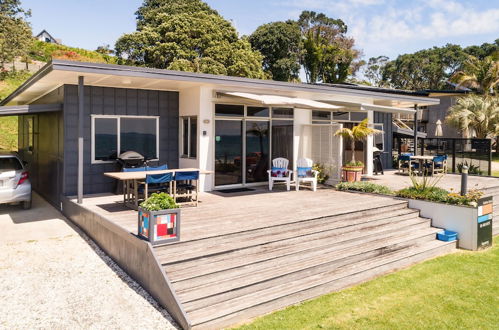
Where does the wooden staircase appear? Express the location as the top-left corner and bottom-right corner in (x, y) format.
(154, 201), (456, 329)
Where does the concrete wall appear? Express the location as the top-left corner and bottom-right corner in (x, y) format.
(63, 85), (179, 196)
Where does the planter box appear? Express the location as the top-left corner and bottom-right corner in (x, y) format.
(138, 208), (181, 245)
(408, 197), (493, 250)
(341, 166), (363, 182)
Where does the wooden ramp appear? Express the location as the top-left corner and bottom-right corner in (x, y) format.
(72, 189), (457, 329)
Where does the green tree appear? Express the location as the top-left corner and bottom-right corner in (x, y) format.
(451, 55), (499, 95)
(298, 11), (360, 84)
(248, 21), (301, 81)
(115, 0), (265, 78)
(334, 118), (381, 164)
(0, 0), (32, 71)
(382, 44), (467, 90)
(464, 39), (499, 60)
(363, 56), (389, 87)
(446, 95), (499, 138)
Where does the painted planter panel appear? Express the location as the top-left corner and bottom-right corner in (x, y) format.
(138, 208), (181, 245)
(408, 197), (493, 251)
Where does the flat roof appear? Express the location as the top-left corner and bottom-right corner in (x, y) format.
(1, 60), (440, 107)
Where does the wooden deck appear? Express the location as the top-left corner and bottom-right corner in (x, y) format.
(77, 186), (405, 241)
(71, 186), (457, 329)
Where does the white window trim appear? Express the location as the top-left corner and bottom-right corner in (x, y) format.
(91, 114), (160, 164)
(180, 116), (197, 159)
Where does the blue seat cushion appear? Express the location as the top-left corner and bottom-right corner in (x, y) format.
(297, 167), (313, 178)
(271, 167), (288, 178)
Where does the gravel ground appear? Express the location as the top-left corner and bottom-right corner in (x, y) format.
(0, 196), (178, 330)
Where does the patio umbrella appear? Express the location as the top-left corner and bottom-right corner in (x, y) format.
(435, 119), (443, 137)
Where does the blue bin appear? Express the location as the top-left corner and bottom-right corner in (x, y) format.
(437, 230), (458, 242)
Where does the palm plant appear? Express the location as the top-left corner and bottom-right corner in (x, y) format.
(451, 55), (499, 95)
(446, 95), (499, 138)
(334, 118), (382, 164)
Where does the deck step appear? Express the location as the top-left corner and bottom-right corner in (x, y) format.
(165, 213), (428, 282)
(189, 239), (456, 329)
(176, 226), (440, 304)
(156, 203), (414, 263)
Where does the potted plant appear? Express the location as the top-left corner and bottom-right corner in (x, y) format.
(334, 118), (382, 182)
(138, 192), (180, 245)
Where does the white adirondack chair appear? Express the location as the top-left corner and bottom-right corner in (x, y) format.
(295, 158), (318, 191)
(267, 158), (293, 191)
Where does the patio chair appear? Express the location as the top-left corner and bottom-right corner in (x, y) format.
(427, 154), (448, 175)
(146, 164), (168, 171)
(143, 172), (174, 199)
(398, 154), (418, 174)
(122, 166), (146, 204)
(267, 158), (293, 191)
(174, 171), (200, 206)
(295, 158), (318, 191)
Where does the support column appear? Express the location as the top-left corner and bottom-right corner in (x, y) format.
(413, 104), (418, 156)
(366, 110), (374, 176)
(77, 76), (84, 204)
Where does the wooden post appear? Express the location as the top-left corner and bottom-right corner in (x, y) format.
(413, 104), (418, 156)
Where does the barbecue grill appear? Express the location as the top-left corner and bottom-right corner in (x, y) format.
(117, 151), (145, 169)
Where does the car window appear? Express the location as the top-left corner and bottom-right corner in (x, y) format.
(0, 157), (23, 171)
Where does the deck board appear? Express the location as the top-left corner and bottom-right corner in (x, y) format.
(77, 187), (405, 242)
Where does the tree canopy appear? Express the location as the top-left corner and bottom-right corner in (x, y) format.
(249, 21), (301, 82)
(451, 55), (499, 95)
(0, 0), (32, 70)
(115, 0), (265, 78)
(298, 11), (360, 84)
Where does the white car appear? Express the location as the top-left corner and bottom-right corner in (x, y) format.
(0, 153), (31, 209)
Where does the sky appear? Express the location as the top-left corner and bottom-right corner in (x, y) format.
(23, 0), (499, 62)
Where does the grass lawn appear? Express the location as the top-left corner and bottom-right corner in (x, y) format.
(236, 237), (499, 330)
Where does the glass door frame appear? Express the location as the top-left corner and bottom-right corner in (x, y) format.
(213, 102), (288, 189)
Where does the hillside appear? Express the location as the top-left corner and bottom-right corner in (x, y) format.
(0, 40), (116, 151)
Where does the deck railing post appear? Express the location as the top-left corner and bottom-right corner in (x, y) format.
(77, 76), (84, 204)
(413, 104), (418, 156)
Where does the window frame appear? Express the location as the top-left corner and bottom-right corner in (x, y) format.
(180, 116), (198, 159)
(91, 115), (160, 164)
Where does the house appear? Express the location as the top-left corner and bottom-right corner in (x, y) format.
(0, 60), (439, 207)
(424, 90), (470, 138)
(35, 29), (61, 44)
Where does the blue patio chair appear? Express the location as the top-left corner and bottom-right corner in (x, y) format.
(398, 154), (420, 174)
(143, 172), (174, 199)
(122, 167), (147, 204)
(174, 171), (200, 206)
(426, 155), (448, 175)
(146, 164), (168, 171)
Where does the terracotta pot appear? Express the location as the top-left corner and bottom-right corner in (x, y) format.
(341, 165), (364, 182)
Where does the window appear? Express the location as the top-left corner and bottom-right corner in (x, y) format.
(91, 116), (159, 163)
(180, 116), (197, 158)
(247, 106), (269, 117)
(312, 110), (332, 121)
(350, 112), (368, 122)
(215, 104), (244, 117)
(26, 117), (34, 153)
(374, 123), (384, 151)
(272, 107), (294, 118)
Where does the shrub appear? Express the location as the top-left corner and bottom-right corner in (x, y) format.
(344, 160), (364, 167)
(457, 161), (482, 175)
(139, 192), (178, 211)
(335, 181), (394, 195)
(312, 163), (329, 184)
(396, 187), (484, 207)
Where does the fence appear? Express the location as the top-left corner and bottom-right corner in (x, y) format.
(418, 138), (492, 176)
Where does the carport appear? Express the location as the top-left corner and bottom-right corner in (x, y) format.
(0, 103), (63, 206)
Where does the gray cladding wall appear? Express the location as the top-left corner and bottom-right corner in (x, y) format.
(374, 111), (393, 169)
(18, 86), (64, 206)
(426, 96), (462, 138)
(63, 85), (179, 196)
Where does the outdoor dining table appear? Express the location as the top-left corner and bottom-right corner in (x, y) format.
(410, 155), (435, 175)
(104, 168), (213, 210)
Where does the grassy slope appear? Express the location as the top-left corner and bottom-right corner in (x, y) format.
(0, 41), (115, 151)
(237, 236), (499, 330)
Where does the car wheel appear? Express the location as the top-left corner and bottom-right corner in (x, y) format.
(22, 200), (32, 210)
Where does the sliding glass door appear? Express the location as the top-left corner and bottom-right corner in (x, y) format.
(245, 121), (270, 183)
(215, 120), (243, 186)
